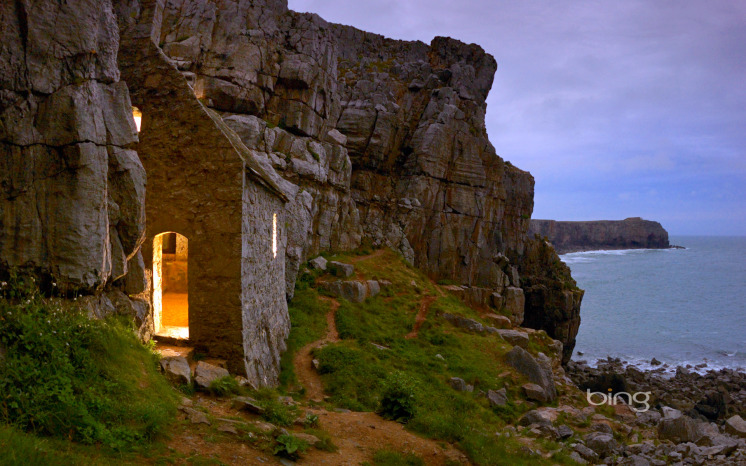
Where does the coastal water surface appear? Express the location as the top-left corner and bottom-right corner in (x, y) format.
(563, 236), (746, 372)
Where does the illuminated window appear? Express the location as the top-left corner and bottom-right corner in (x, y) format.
(272, 213), (277, 258)
(132, 106), (142, 132)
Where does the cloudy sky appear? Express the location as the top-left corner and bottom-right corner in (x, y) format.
(288, 0), (746, 236)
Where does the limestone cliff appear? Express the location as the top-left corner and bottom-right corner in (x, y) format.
(530, 217), (670, 254)
(1, 0), (584, 374)
(0, 0), (151, 335)
(147, 0), (580, 357)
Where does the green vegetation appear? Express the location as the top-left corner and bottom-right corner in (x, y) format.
(273, 434), (309, 460)
(208, 376), (241, 397)
(368, 449), (425, 466)
(0, 281), (178, 452)
(287, 249), (574, 465)
(0, 425), (109, 466)
(279, 286), (330, 389)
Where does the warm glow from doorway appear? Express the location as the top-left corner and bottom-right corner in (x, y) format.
(272, 213), (277, 258)
(153, 232), (189, 339)
(132, 107), (142, 132)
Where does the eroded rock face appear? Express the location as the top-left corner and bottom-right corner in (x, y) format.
(0, 0), (145, 294)
(518, 237), (584, 364)
(530, 217), (670, 254)
(1, 0), (584, 385)
(139, 0), (582, 360)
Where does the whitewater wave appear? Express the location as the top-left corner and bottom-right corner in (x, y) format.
(559, 247), (681, 264)
(578, 351), (746, 376)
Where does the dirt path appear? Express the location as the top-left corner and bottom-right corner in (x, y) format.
(349, 248), (387, 263)
(405, 282), (446, 340)
(290, 293), (467, 465)
(301, 408), (467, 465)
(405, 295), (436, 339)
(294, 296), (340, 402)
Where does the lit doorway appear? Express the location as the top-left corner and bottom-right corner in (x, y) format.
(153, 232), (189, 339)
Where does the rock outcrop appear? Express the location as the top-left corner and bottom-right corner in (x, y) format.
(1, 0), (585, 379)
(0, 0), (152, 335)
(0, 0), (145, 294)
(529, 217), (670, 254)
(145, 0), (578, 353)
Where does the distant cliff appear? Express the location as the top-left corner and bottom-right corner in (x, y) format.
(529, 218), (670, 254)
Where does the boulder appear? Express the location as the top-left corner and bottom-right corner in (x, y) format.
(308, 256), (328, 270)
(487, 388), (508, 407)
(519, 409), (555, 427)
(366, 280), (381, 297)
(505, 346), (556, 402)
(181, 407), (210, 425)
(293, 433), (320, 445)
(557, 424), (574, 439)
(328, 261), (354, 277)
(494, 329), (529, 348)
(160, 356), (192, 385)
(194, 361), (230, 390)
(584, 432), (619, 458)
(657, 415), (702, 443)
(321, 280), (367, 303)
(441, 312), (485, 333)
(449, 377), (474, 392)
(522, 383), (549, 403)
(573, 443), (599, 462)
(485, 313), (512, 329)
(724, 415), (746, 438)
(232, 396), (265, 415)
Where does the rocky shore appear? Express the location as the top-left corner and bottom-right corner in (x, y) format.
(556, 357), (746, 465)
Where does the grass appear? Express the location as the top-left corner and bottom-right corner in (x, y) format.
(368, 449), (425, 466)
(279, 285), (330, 389)
(0, 274), (178, 458)
(284, 248), (576, 465)
(0, 425), (110, 466)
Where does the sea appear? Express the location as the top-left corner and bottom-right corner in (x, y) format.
(562, 236), (746, 374)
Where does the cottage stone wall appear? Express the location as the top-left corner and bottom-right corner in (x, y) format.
(118, 15), (247, 373)
(241, 180), (290, 387)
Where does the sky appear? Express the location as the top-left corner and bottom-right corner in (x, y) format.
(288, 0), (746, 236)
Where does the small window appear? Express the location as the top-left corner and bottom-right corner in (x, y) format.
(272, 213), (277, 258)
(132, 106), (142, 132)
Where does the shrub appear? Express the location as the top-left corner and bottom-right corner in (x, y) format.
(273, 434), (308, 460)
(208, 376), (240, 397)
(379, 372), (418, 422)
(260, 399), (297, 427)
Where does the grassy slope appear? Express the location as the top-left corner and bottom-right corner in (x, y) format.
(0, 278), (179, 464)
(284, 249), (578, 465)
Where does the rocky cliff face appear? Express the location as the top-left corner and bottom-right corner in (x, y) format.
(147, 0), (579, 356)
(530, 217), (670, 254)
(1, 0), (583, 370)
(0, 0), (150, 334)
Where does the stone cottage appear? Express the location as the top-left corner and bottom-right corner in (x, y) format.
(116, 2), (299, 385)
